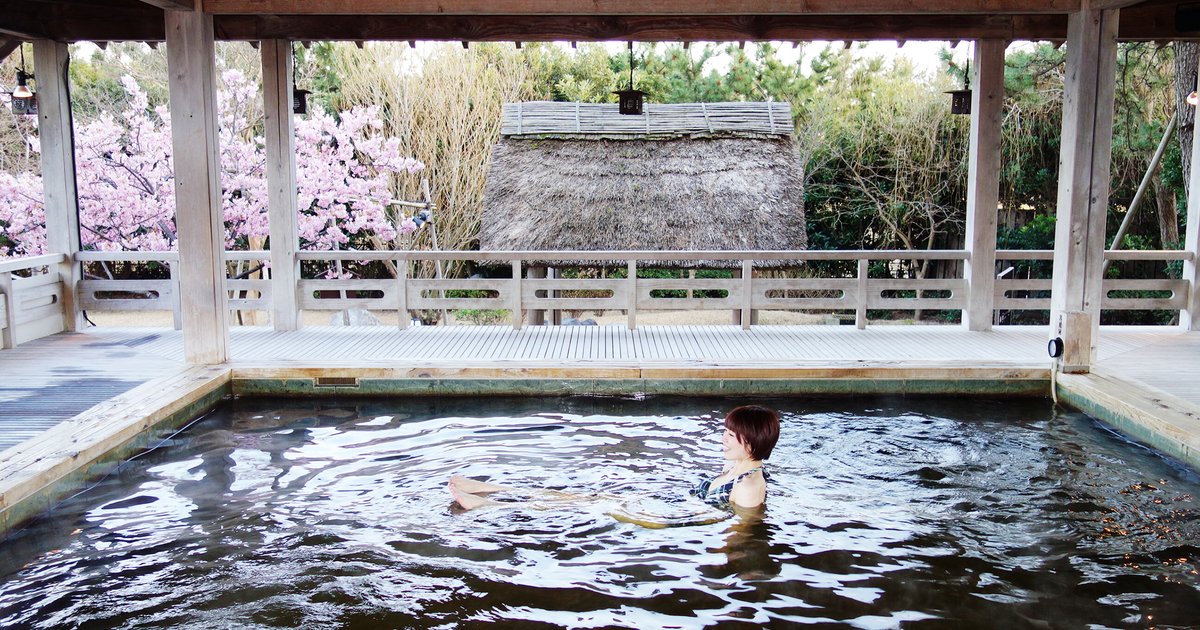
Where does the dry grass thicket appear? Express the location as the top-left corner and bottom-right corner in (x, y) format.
(333, 43), (540, 279)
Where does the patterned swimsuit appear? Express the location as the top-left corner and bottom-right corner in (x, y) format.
(690, 467), (766, 509)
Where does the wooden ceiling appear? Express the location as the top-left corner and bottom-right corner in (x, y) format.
(0, 0), (1193, 43)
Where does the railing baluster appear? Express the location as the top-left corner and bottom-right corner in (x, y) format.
(741, 259), (753, 331)
(627, 259), (637, 330)
(0, 271), (14, 349)
(856, 258), (869, 329)
(511, 259), (522, 330)
(398, 257), (408, 330)
(169, 261), (182, 331)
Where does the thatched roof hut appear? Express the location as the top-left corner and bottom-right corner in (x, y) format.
(479, 102), (806, 268)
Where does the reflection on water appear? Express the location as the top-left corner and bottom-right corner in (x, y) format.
(0, 395), (1198, 628)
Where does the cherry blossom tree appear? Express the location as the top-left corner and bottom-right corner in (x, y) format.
(0, 71), (423, 257)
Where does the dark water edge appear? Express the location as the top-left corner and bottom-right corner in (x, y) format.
(0, 395), (1196, 629)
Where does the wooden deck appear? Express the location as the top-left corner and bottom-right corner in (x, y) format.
(76, 324), (1169, 366)
(0, 331), (180, 451)
(0, 324), (1193, 450)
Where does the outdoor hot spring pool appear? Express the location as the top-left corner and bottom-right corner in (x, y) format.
(1, 395), (1198, 628)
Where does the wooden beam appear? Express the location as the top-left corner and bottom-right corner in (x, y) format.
(35, 2), (166, 42)
(13, 0), (1198, 43)
(1115, 3), (1189, 41)
(213, 14), (1070, 42)
(963, 39), (1005, 332)
(203, 0), (1080, 15)
(0, 40), (19, 62)
(1087, 0), (1144, 9)
(33, 40), (83, 333)
(166, 4), (230, 364)
(1050, 8), (1119, 369)
(0, 9), (52, 40)
(261, 39), (300, 332)
(136, 0), (195, 9)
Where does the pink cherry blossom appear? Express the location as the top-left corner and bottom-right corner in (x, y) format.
(0, 73), (424, 257)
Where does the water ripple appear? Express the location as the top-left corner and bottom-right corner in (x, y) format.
(0, 395), (1197, 628)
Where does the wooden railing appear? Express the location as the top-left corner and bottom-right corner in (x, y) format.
(0, 253), (67, 348)
(995, 249), (1192, 313)
(294, 249), (970, 329)
(61, 248), (1196, 332)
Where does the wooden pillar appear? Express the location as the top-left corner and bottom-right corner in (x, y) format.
(550, 267), (563, 325)
(527, 265), (546, 325)
(730, 266), (758, 326)
(963, 39), (1006, 331)
(261, 39), (300, 331)
(166, 3), (229, 364)
(1183, 55), (1200, 329)
(34, 40), (83, 333)
(1049, 7), (1119, 369)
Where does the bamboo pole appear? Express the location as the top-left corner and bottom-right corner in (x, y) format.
(1103, 115), (1177, 274)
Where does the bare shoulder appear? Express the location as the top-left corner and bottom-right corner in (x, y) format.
(729, 470), (767, 509)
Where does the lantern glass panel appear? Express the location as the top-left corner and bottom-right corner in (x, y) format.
(292, 89), (309, 115)
(11, 95), (36, 116)
(949, 90), (971, 115)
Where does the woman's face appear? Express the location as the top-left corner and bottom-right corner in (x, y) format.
(722, 426), (752, 461)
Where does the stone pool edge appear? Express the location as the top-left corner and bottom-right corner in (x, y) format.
(229, 364), (1052, 397)
(0, 366), (231, 538)
(1057, 369), (1200, 472)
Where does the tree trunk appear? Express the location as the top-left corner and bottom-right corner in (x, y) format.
(1153, 178), (1181, 247)
(1175, 41), (1198, 199)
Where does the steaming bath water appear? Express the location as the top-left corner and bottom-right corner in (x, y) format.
(0, 395), (1197, 627)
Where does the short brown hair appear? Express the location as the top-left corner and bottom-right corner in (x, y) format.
(725, 405), (780, 461)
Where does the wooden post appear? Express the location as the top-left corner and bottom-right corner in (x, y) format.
(627, 260), (637, 330)
(510, 259), (522, 329)
(963, 39), (1005, 331)
(550, 267), (563, 326)
(166, 3), (229, 364)
(0, 272), (13, 349)
(169, 260), (182, 330)
(34, 40), (83, 333)
(261, 39), (300, 331)
(397, 257), (409, 329)
(856, 258), (868, 329)
(1183, 54), (1200, 330)
(1049, 7), (1119, 369)
(1057, 310), (1092, 373)
(527, 265), (546, 326)
(740, 259), (753, 330)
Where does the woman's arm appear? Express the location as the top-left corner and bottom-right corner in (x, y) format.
(728, 473), (767, 509)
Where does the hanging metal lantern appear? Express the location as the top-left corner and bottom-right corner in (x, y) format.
(946, 89), (971, 115)
(947, 58), (971, 115)
(613, 45), (646, 115)
(292, 88), (311, 115)
(614, 88), (647, 115)
(10, 48), (36, 116)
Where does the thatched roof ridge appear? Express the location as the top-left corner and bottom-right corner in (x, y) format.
(501, 101), (793, 138)
(479, 134), (806, 269)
